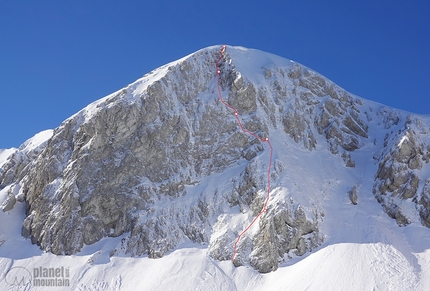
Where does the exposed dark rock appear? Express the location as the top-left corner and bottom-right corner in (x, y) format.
(348, 186), (358, 205)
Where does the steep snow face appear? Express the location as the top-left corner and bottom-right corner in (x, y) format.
(0, 45), (429, 280)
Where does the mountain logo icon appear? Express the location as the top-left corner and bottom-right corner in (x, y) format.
(4, 266), (32, 287)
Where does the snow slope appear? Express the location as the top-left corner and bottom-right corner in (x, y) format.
(0, 45), (429, 290)
(0, 173), (427, 291)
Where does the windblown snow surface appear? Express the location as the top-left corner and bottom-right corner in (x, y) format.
(0, 46), (429, 290)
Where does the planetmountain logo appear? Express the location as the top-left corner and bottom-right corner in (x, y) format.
(3, 265), (70, 288)
(33, 266), (70, 287)
(5, 266), (32, 287)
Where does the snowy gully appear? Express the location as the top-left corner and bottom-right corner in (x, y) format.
(215, 45), (274, 263)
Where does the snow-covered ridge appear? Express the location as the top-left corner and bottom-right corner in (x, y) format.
(0, 129), (53, 174)
(0, 148), (16, 169)
(18, 129), (53, 153)
(67, 46), (222, 125)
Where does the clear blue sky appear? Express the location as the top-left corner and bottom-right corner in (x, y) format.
(1, 0), (429, 148)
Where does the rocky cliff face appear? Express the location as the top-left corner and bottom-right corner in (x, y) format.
(373, 114), (430, 226)
(1, 45), (429, 273)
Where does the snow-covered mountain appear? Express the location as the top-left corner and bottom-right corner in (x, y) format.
(0, 45), (429, 290)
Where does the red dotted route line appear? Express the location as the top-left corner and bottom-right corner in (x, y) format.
(215, 45), (273, 263)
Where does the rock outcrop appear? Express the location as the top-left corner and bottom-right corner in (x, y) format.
(373, 115), (430, 226)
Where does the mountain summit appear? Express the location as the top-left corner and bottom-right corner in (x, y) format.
(0, 45), (429, 289)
